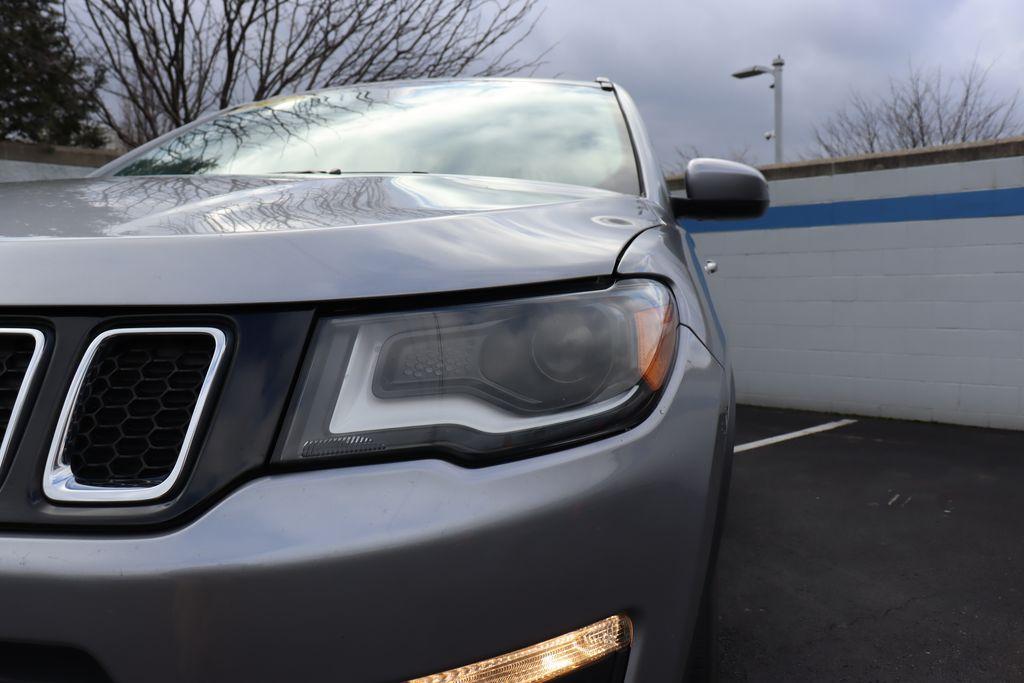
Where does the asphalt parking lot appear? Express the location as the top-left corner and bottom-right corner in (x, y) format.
(718, 406), (1024, 681)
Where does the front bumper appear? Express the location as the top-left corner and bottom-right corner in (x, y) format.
(0, 328), (729, 683)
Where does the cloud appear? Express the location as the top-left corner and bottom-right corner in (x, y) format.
(519, 0), (1024, 167)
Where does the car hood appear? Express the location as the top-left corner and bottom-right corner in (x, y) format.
(0, 174), (663, 306)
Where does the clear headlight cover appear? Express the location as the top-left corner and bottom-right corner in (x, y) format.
(277, 279), (677, 465)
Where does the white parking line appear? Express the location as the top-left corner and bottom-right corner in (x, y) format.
(734, 419), (858, 453)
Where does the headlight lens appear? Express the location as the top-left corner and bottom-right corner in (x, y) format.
(277, 279), (677, 464)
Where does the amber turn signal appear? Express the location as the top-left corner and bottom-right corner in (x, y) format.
(407, 615), (633, 683)
(635, 303), (678, 391)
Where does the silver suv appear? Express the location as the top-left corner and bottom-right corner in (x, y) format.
(0, 78), (765, 682)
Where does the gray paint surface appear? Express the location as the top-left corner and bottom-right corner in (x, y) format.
(0, 173), (662, 306)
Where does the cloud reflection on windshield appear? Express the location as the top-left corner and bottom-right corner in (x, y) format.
(109, 81), (641, 195)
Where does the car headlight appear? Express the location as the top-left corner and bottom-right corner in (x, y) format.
(276, 279), (678, 464)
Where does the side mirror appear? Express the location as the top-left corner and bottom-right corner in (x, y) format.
(671, 158), (769, 220)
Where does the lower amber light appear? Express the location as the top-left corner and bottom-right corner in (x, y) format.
(407, 615), (632, 683)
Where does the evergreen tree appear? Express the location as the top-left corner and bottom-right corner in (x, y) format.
(0, 0), (105, 147)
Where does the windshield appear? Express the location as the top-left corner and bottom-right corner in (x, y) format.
(104, 80), (641, 195)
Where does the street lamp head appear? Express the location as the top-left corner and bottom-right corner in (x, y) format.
(732, 65), (772, 79)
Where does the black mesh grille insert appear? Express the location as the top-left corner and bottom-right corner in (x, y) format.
(64, 333), (216, 487)
(0, 335), (36, 451)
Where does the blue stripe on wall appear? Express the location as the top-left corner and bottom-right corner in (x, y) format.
(682, 186), (1024, 233)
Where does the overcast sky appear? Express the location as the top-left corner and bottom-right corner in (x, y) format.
(517, 0), (1024, 169)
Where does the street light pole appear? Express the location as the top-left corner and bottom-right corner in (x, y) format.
(732, 55), (786, 163)
(772, 55), (784, 164)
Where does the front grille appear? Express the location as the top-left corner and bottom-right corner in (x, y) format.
(0, 330), (43, 468)
(66, 334), (216, 486)
(0, 337), (35, 437)
(45, 328), (227, 502)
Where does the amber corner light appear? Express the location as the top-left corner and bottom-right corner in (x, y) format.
(635, 303), (678, 392)
(407, 615), (633, 683)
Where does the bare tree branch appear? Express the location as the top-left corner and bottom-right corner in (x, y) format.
(70, 0), (545, 147)
(813, 60), (1023, 158)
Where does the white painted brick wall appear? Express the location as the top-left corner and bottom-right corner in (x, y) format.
(693, 157), (1024, 429)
